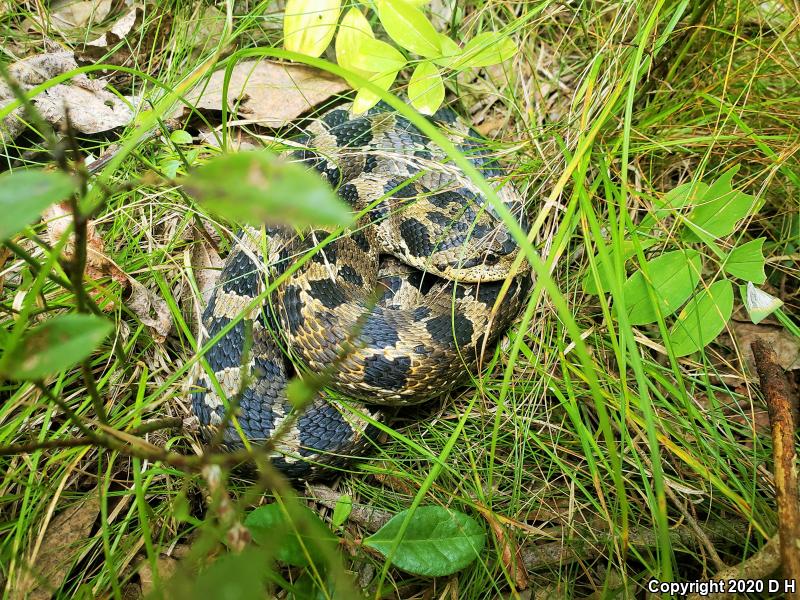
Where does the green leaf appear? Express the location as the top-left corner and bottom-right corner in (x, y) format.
(245, 503), (337, 568)
(723, 238), (766, 283)
(364, 506), (485, 576)
(408, 61), (444, 115)
(170, 129), (193, 145)
(669, 279), (734, 356)
(335, 7), (375, 87)
(283, 0), (342, 58)
(0, 314), (113, 380)
(582, 238), (657, 296)
(183, 151), (352, 228)
(352, 69), (398, 114)
(454, 32), (517, 68)
(350, 37), (407, 73)
(654, 181), (709, 218)
(0, 169), (77, 241)
(432, 34), (461, 67)
(193, 548), (271, 600)
(684, 167), (757, 240)
(331, 495), (352, 527)
(741, 282), (783, 324)
(376, 0), (441, 58)
(622, 249), (702, 325)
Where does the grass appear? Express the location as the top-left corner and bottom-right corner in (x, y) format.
(1, 0), (799, 598)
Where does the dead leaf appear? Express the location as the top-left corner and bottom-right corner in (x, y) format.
(42, 202), (128, 286)
(77, 4), (172, 73)
(49, 0), (112, 33)
(0, 246), (12, 296)
(42, 203), (173, 341)
(174, 60), (349, 127)
(138, 555), (178, 596)
(191, 240), (223, 308)
(731, 322), (800, 373)
(127, 278), (172, 343)
(475, 505), (529, 590)
(17, 494), (100, 599)
(0, 50), (135, 142)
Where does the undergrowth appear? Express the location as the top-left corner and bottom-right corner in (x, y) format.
(1, 0), (798, 599)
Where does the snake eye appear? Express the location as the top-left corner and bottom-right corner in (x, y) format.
(484, 253), (500, 265)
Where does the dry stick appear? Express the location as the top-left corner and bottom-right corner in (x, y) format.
(753, 339), (800, 590)
(686, 536), (782, 600)
(687, 339), (799, 600)
(0, 418), (182, 456)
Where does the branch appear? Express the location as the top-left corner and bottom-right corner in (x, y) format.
(752, 339), (800, 591)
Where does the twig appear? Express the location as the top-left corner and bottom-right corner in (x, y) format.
(521, 521), (752, 572)
(752, 339), (800, 591)
(0, 418), (182, 456)
(686, 535), (782, 600)
(307, 484), (393, 531)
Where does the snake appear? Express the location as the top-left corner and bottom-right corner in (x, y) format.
(190, 101), (530, 478)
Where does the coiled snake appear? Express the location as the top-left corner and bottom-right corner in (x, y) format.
(191, 102), (530, 478)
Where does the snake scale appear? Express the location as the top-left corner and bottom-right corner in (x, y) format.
(191, 101), (530, 478)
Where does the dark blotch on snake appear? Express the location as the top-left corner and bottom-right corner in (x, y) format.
(338, 183), (359, 208)
(308, 278), (346, 309)
(321, 109), (349, 129)
(362, 311), (400, 347)
(331, 117), (373, 148)
(399, 217), (434, 258)
(363, 355), (412, 391)
(338, 264), (364, 286)
(425, 312), (473, 348)
(351, 230), (370, 253)
(220, 251), (259, 296)
(282, 285), (304, 334)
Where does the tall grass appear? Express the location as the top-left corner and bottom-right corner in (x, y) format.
(1, 0), (798, 598)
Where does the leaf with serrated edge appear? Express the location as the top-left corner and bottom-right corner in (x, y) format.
(245, 504), (337, 568)
(284, 0), (342, 58)
(408, 61), (444, 114)
(377, 0), (441, 57)
(0, 314), (112, 380)
(183, 151), (351, 228)
(0, 170), (77, 241)
(622, 249), (702, 325)
(723, 238), (766, 283)
(365, 506), (485, 576)
(669, 279), (734, 356)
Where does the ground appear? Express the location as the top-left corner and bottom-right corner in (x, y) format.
(0, 1), (799, 599)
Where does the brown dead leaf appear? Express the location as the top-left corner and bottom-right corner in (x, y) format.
(175, 60), (349, 127)
(475, 505), (529, 590)
(42, 202), (128, 286)
(731, 322), (800, 373)
(138, 555), (179, 596)
(49, 0), (112, 33)
(42, 203), (173, 341)
(0, 50), (135, 142)
(77, 3), (172, 73)
(126, 278), (172, 343)
(0, 246), (12, 295)
(17, 494), (100, 600)
(191, 239), (223, 308)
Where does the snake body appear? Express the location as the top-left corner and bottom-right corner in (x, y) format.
(191, 102), (529, 478)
